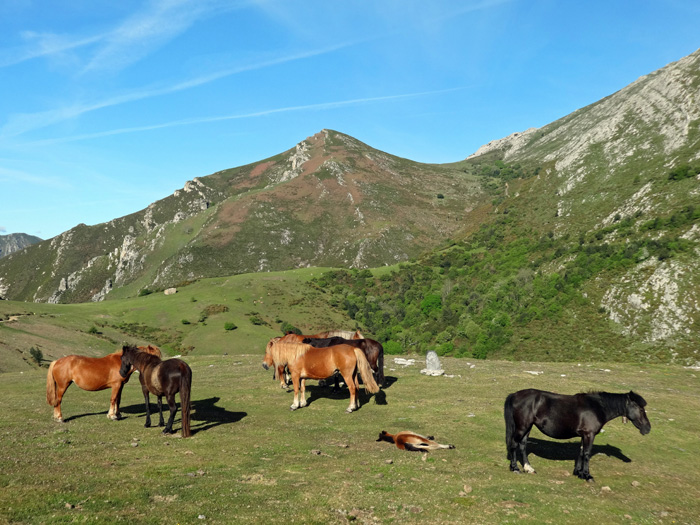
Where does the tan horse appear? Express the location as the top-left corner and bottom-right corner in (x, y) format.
(377, 430), (455, 452)
(280, 330), (364, 343)
(46, 345), (162, 422)
(263, 341), (378, 413)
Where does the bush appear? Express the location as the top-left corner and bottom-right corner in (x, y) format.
(383, 340), (404, 355)
(224, 322), (238, 331)
(181, 319), (191, 325)
(280, 321), (301, 335)
(138, 288), (153, 297)
(29, 347), (43, 366)
(87, 326), (99, 334)
(249, 315), (265, 326)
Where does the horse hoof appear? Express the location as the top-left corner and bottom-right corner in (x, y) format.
(290, 405), (298, 411)
(53, 417), (64, 423)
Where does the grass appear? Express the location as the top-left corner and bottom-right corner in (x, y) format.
(1, 356), (698, 524)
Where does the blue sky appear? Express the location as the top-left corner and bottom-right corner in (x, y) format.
(1, 0), (699, 240)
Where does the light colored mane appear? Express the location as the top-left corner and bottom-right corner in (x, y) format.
(319, 330), (363, 339)
(269, 342), (312, 366)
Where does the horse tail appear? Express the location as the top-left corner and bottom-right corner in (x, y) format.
(180, 363), (192, 438)
(504, 393), (516, 455)
(46, 360), (59, 406)
(376, 342), (385, 387)
(353, 348), (379, 394)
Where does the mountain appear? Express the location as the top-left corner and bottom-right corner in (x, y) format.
(0, 233), (41, 258)
(0, 130), (486, 303)
(318, 48), (700, 363)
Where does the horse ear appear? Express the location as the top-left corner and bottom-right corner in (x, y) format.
(628, 391), (647, 407)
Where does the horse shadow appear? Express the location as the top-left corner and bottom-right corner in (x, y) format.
(297, 380), (390, 408)
(526, 437), (632, 463)
(190, 397), (246, 435)
(63, 410), (109, 423)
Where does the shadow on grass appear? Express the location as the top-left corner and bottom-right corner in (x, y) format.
(190, 396), (247, 435)
(117, 396), (246, 436)
(527, 437), (632, 463)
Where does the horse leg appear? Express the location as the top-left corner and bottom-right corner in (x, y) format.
(107, 384), (122, 420)
(157, 396), (165, 426)
(510, 426), (535, 473)
(290, 372), (301, 410)
(142, 385), (152, 428)
(299, 379), (307, 408)
(575, 433), (596, 482)
(113, 383), (125, 420)
(163, 395), (177, 435)
(343, 370), (358, 413)
(53, 380), (71, 423)
(277, 364), (286, 388)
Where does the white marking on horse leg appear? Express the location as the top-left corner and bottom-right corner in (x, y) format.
(523, 463), (536, 474)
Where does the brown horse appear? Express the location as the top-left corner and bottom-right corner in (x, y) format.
(119, 344), (192, 437)
(377, 430), (455, 452)
(280, 330), (364, 343)
(302, 336), (385, 387)
(46, 345), (162, 422)
(262, 341), (379, 413)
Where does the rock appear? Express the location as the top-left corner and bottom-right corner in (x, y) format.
(420, 350), (444, 376)
(164, 288), (177, 295)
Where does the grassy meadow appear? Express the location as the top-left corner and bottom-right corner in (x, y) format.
(1, 353), (699, 524)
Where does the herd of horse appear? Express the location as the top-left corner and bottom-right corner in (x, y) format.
(44, 328), (652, 481)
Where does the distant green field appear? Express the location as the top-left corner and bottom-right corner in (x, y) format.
(1, 356), (698, 524)
(0, 268), (355, 373)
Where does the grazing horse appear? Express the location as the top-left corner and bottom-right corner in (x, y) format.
(302, 336), (385, 387)
(377, 430), (455, 452)
(262, 342), (379, 412)
(504, 389), (651, 481)
(46, 345), (162, 422)
(119, 344), (192, 437)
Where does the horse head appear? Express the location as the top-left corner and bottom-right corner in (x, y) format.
(119, 345), (138, 378)
(376, 430), (395, 443)
(626, 391), (651, 435)
(262, 339), (277, 370)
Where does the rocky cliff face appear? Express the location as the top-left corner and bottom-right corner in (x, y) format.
(468, 48), (700, 355)
(0, 233), (41, 258)
(0, 129), (484, 303)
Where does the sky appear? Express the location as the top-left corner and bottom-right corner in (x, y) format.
(1, 1), (699, 240)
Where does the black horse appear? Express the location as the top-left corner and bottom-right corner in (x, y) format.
(504, 388), (651, 481)
(301, 336), (384, 387)
(119, 345), (192, 437)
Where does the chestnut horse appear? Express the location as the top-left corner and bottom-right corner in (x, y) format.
(46, 345), (162, 422)
(302, 336), (384, 387)
(119, 344), (192, 437)
(262, 342), (379, 412)
(504, 389), (651, 481)
(377, 430), (455, 452)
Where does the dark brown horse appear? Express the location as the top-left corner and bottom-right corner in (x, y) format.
(377, 430), (455, 452)
(302, 336), (385, 387)
(119, 344), (192, 437)
(262, 342), (379, 413)
(504, 389), (651, 481)
(46, 345), (162, 422)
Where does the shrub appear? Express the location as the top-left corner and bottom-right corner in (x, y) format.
(181, 319), (191, 325)
(224, 322), (238, 331)
(138, 288), (153, 297)
(383, 340), (403, 355)
(87, 326), (99, 334)
(280, 321), (301, 335)
(29, 347), (43, 366)
(249, 315), (265, 326)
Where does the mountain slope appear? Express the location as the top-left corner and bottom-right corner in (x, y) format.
(322, 49), (699, 363)
(0, 233), (41, 258)
(0, 130), (485, 303)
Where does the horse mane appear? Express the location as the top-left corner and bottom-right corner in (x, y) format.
(627, 391), (647, 407)
(319, 330), (363, 339)
(269, 342), (312, 365)
(122, 344), (162, 368)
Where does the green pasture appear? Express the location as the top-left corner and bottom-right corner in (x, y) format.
(0, 268), (352, 372)
(1, 356), (699, 524)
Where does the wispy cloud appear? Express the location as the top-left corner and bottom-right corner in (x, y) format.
(0, 41), (360, 140)
(81, 0), (245, 74)
(0, 31), (104, 68)
(18, 88), (465, 147)
(0, 166), (71, 188)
